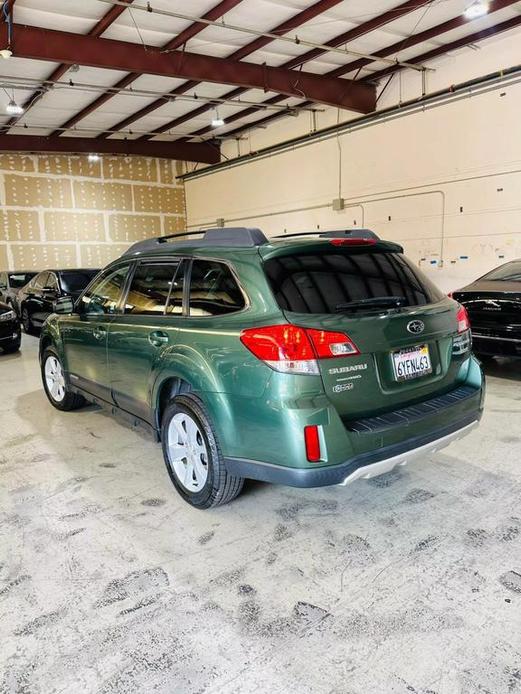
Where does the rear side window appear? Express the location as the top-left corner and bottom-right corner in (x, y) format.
(189, 260), (245, 316)
(60, 270), (98, 293)
(124, 263), (179, 315)
(264, 251), (444, 314)
(8, 272), (36, 288)
(481, 260), (521, 282)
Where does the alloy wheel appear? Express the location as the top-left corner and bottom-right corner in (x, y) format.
(44, 355), (66, 403)
(167, 413), (209, 492)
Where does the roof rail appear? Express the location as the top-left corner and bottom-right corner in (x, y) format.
(272, 229), (380, 240)
(123, 227), (269, 256)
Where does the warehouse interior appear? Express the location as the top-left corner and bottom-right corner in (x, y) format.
(1, 1), (520, 692)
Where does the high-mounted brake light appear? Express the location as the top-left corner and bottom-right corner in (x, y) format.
(456, 304), (471, 333)
(329, 238), (377, 246)
(240, 324), (359, 375)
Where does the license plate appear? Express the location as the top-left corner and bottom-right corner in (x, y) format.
(392, 344), (432, 381)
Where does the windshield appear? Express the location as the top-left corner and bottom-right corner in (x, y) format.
(264, 250), (444, 314)
(8, 272), (37, 288)
(481, 261), (521, 282)
(59, 270), (99, 293)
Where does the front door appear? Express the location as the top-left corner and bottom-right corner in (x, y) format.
(60, 263), (131, 403)
(108, 260), (185, 423)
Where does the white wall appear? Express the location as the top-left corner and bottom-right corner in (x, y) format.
(184, 30), (521, 292)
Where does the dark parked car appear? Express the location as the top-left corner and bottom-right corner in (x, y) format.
(40, 227), (484, 509)
(0, 300), (21, 353)
(18, 268), (100, 333)
(452, 259), (521, 359)
(0, 270), (38, 313)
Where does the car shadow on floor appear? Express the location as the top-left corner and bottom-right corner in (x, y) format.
(480, 356), (520, 382)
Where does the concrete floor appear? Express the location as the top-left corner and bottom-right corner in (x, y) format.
(1, 335), (521, 694)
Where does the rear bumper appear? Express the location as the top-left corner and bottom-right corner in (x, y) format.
(224, 410), (481, 488)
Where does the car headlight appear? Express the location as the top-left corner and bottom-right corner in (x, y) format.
(0, 310), (16, 322)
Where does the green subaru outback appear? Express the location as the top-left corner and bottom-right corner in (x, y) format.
(40, 228), (484, 508)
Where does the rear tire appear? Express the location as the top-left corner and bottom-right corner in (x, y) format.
(41, 347), (85, 411)
(161, 394), (244, 509)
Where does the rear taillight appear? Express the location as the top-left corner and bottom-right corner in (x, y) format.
(447, 291), (453, 299)
(453, 304), (471, 355)
(329, 238), (376, 246)
(457, 304), (470, 333)
(240, 324), (359, 375)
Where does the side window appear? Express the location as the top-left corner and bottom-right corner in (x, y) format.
(124, 263), (179, 315)
(45, 273), (59, 291)
(189, 260), (245, 316)
(78, 265), (129, 315)
(166, 261), (185, 315)
(34, 273), (48, 290)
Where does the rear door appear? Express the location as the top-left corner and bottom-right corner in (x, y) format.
(107, 259), (185, 423)
(263, 245), (460, 420)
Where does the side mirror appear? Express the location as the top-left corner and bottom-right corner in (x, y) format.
(53, 296), (74, 314)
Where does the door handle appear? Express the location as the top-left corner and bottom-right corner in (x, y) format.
(148, 330), (169, 347)
(93, 326), (106, 341)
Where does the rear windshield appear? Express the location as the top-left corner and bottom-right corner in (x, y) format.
(264, 251), (444, 314)
(481, 260), (521, 282)
(8, 272), (37, 288)
(59, 270), (99, 293)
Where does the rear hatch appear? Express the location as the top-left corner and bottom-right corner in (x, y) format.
(262, 239), (462, 421)
(453, 280), (521, 337)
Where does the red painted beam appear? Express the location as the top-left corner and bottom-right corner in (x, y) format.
(0, 134), (219, 163)
(133, 0), (345, 141)
(2, 23), (376, 112)
(204, 1), (521, 140)
(53, 0), (245, 135)
(147, 0), (431, 141)
(364, 13), (521, 82)
(4, 0), (134, 129)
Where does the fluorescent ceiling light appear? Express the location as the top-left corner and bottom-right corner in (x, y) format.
(88, 153), (101, 162)
(5, 99), (23, 115)
(211, 117), (225, 127)
(464, 1), (489, 19)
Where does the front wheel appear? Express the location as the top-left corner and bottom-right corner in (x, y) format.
(161, 394), (244, 509)
(41, 348), (85, 411)
(21, 307), (35, 335)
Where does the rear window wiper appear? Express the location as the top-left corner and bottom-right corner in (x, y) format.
(335, 296), (407, 312)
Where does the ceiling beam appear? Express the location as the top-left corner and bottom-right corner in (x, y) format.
(52, 0), (245, 136)
(131, 0), (345, 141)
(0, 134), (219, 163)
(4, 0), (134, 130)
(1, 23), (376, 112)
(206, 1), (521, 141)
(153, 0), (431, 141)
(364, 14), (521, 82)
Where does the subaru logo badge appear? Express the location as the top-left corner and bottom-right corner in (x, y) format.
(407, 320), (425, 334)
